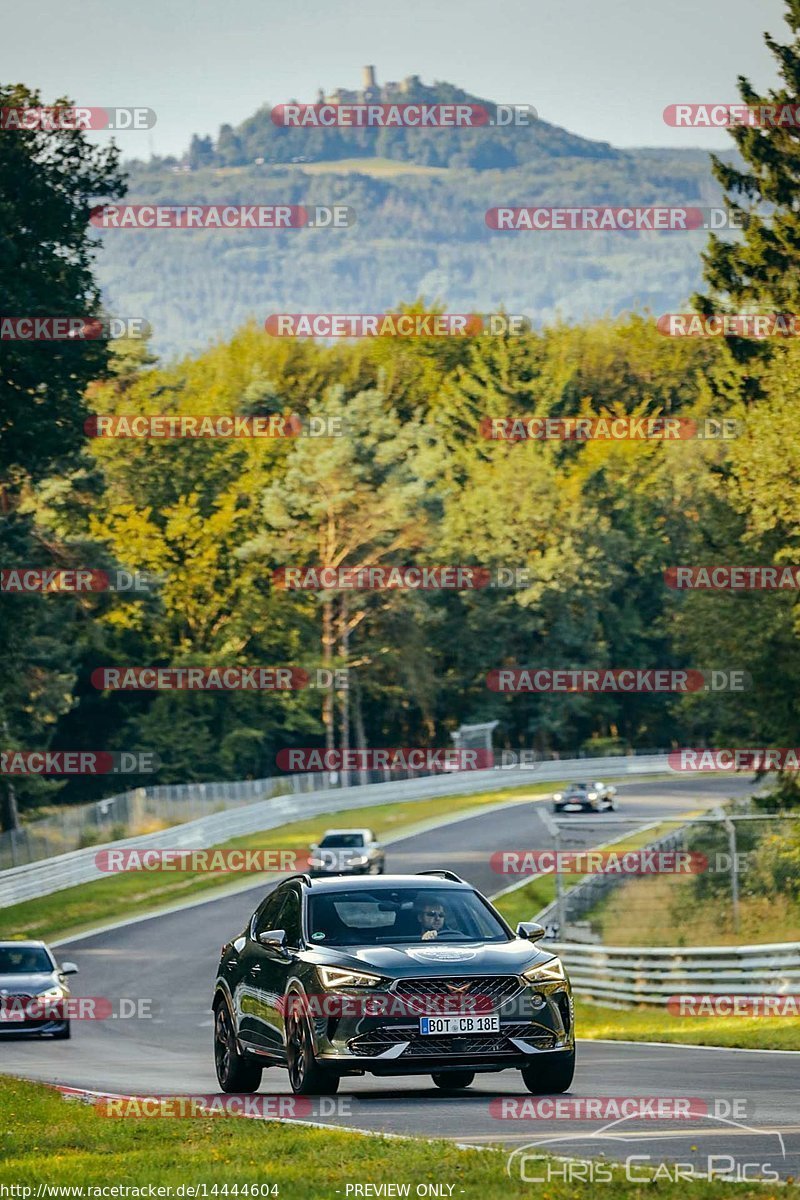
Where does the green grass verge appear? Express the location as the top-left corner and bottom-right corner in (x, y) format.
(0, 782), (562, 944)
(589, 864), (800, 948)
(1, 1077), (797, 1197)
(576, 997), (800, 1051)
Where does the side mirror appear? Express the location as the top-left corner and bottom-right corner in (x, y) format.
(60, 962), (79, 975)
(309, 844), (319, 853)
(516, 922), (546, 943)
(257, 928), (290, 955)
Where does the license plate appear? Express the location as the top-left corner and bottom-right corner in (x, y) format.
(564, 803), (583, 810)
(419, 1014), (499, 1035)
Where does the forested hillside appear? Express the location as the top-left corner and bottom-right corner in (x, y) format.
(101, 149), (729, 359)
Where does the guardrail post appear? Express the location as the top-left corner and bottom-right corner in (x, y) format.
(554, 823), (565, 935)
(724, 817), (740, 934)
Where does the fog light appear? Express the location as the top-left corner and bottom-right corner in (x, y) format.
(530, 993), (546, 1009)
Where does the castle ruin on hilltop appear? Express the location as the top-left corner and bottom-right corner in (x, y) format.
(318, 66), (422, 105)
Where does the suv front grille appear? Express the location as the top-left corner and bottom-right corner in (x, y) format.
(391, 975), (523, 1012)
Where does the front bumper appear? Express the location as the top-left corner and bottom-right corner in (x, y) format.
(310, 977), (573, 1074)
(0, 1017), (69, 1035)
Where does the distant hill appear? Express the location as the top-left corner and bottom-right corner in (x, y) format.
(135, 70), (622, 175)
(102, 73), (734, 360)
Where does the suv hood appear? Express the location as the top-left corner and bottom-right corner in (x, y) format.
(0, 971), (58, 995)
(307, 939), (558, 979)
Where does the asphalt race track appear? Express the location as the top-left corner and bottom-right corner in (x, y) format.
(2, 775), (798, 1180)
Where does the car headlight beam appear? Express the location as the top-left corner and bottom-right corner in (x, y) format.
(522, 958), (566, 984)
(37, 985), (66, 1000)
(318, 966), (384, 989)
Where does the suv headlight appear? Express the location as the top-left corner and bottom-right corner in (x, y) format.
(349, 855), (369, 866)
(522, 958), (566, 983)
(318, 967), (384, 989)
(37, 985), (66, 999)
(553, 792), (562, 801)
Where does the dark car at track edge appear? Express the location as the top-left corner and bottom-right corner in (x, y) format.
(213, 871), (574, 1095)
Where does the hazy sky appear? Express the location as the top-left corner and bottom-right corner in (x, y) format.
(2, 0), (789, 158)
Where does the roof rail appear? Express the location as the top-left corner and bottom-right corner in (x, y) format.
(415, 870), (465, 883)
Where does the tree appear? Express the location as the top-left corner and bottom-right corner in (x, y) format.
(241, 386), (433, 780)
(0, 84), (125, 829)
(0, 84), (125, 485)
(188, 134), (214, 170)
(694, 0), (800, 373)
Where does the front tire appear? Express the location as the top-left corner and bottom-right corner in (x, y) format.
(285, 1006), (340, 1095)
(431, 1071), (474, 1090)
(214, 1003), (262, 1093)
(521, 1048), (575, 1094)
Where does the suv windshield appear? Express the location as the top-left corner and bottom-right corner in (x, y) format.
(0, 946), (53, 974)
(307, 887), (510, 947)
(319, 834), (365, 848)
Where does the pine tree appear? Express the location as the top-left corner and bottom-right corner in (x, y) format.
(695, 2), (800, 329)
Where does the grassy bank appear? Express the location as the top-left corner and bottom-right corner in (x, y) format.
(590, 869), (800, 947)
(0, 1077), (796, 1198)
(0, 782), (561, 944)
(576, 997), (800, 1051)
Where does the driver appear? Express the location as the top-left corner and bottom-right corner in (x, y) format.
(414, 897), (448, 941)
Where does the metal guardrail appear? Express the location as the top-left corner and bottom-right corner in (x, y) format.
(0, 746), (677, 870)
(549, 939), (800, 1006)
(0, 754), (672, 908)
(533, 823), (688, 936)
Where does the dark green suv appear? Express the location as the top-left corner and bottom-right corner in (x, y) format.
(213, 871), (574, 1095)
